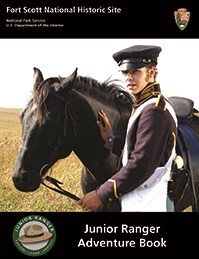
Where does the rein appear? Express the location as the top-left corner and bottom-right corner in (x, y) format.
(40, 164), (80, 201)
(41, 175), (80, 201)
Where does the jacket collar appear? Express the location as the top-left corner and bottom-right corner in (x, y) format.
(133, 82), (161, 107)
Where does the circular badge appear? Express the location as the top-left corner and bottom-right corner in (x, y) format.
(12, 215), (56, 257)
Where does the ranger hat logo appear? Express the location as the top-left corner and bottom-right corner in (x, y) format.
(12, 215), (56, 257)
(174, 8), (190, 30)
(18, 224), (53, 244)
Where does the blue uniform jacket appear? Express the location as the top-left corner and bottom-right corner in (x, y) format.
(96, 83), (177, 207)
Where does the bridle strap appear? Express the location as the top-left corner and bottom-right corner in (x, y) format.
(41, 176), (80, 201)
(40, 90), (81, 202)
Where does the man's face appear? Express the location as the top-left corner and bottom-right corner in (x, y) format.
(122, 66), (155, 95)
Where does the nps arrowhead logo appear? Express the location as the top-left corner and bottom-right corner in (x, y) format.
(174, 8), (191, 31)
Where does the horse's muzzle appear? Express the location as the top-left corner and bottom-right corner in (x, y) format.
(12, 169), (40, 192)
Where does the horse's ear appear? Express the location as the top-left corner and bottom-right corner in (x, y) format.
(70, 67), (78, 80)
(33, 67), (44, 90)
(66, 67), (78, 83)
(59, 68), (78, 90)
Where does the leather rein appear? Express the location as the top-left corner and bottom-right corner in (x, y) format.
(41, 174), (80, 201)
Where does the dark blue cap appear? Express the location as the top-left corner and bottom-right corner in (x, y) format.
(112, 45), (162, 71)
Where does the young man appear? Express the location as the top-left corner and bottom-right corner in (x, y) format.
(78, 45), (177, 212)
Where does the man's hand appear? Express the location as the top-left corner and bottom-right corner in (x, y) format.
(77, 191), (102, 212)
(97, 110), (112, 141)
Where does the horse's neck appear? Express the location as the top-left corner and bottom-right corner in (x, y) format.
(69, 91), (127, 180)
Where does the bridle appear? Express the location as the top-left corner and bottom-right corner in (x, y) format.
(39, 89), (80, 202)
(40, 165), (80, 201)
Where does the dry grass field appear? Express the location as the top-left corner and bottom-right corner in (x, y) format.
(0, 108), (192, 213)
(0, 107), (84, 212)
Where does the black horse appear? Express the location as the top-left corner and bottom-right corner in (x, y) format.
(12, 67), (199, 212)
(12, 67), (132, 212)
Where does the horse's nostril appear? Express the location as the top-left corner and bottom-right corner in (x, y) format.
(12, 176), (23, 190)
(12, 172), (27, 188)
(12, 170), (39, 192)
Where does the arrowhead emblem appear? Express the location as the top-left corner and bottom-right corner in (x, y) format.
(174, 8), (190, 30)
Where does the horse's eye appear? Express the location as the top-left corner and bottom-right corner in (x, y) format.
(19, 112), (24, 124)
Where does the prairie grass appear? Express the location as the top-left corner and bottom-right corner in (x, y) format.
(0, 108), (192, 213)
(0, 108), (84, 212)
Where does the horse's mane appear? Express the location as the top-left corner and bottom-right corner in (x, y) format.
(74, 75), (133, 108)
(32, 74), (133, 124)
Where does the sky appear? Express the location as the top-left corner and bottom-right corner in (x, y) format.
(0, 38), (199, 110)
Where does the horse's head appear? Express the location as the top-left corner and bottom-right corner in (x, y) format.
(12, 67), (78, 192)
